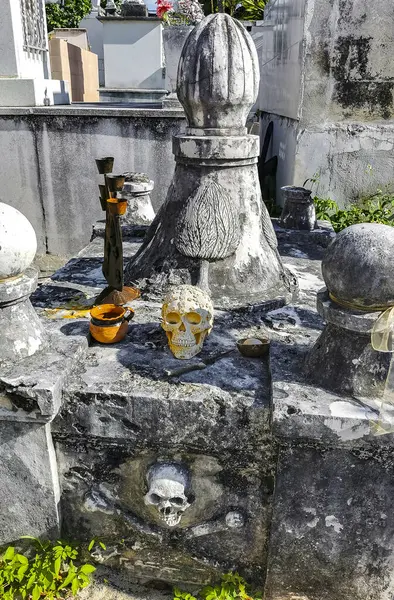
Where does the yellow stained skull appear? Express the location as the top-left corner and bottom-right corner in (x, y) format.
(161, 285), (214, 359)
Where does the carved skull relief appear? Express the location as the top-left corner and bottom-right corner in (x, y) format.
(144, 463), (191, 527)
(161, 285), (214, 359)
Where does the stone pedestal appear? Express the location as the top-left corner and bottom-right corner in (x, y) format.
(0, 269), (46, 365)
(279, 186), (316, 231)
(0, 205), (87, 546)
(305, 289), (391, 396)
(120, 173), (155, 225)
(0, 203), (46, 365)
(306, 223), (394, 397)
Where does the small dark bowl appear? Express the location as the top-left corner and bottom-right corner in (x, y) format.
(237, 336), (270, 358)
(106, 174), (126, 193)
(95, 157), (114, 174)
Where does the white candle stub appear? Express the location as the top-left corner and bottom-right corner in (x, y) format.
(243, 338), (263, 345)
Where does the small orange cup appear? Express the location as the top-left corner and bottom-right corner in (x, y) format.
(107, 197), (127, 216)
(90, 304), (134, 344)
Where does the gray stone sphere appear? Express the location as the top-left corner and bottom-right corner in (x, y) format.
(322, 223), (394, 309)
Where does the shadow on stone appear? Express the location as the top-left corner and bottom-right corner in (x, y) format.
(60, 321), (90, 337)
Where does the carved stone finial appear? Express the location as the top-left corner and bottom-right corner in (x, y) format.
(177, 14), (259, 133)
(125, 15), (295, 306)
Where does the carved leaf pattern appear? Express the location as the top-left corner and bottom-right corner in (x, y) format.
(175, 181), (241, 260)
(261, 201), (278, 251)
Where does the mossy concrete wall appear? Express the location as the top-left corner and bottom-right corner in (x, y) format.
(0, 106), (185, 255)
(259, 0), (394, 206)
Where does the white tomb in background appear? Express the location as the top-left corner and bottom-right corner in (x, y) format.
(0, 0), (70, 106)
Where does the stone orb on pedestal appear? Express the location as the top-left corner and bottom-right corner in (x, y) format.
(0, 203), (45, 364)
(0, 203), (37, 279)
(322, 223), (394, 310)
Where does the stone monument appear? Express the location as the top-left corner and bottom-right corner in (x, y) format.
(125, 14), (295, 305)
(0, 203), (46, 364)
(306, 223), (394, 397)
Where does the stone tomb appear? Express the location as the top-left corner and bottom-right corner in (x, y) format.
(38, 235), (275, 585)
(2, 215), (394, 597)
(2, 14), (394, 600)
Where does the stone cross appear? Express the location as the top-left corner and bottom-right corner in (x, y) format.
(125, 14), (295, 305)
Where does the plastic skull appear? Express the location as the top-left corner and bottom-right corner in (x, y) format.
(161, 285), (214, 359)
(144, 463), (191, 527)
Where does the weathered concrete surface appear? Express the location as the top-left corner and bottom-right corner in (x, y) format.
(0, 106), (185, 255)
(265, 444), (394, 600)
(0, 422), (60, 544)
(79, 570), (172, 600)
(259, 0), (394, 205)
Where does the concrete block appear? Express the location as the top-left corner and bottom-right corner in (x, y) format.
(0, 79), (70, 107)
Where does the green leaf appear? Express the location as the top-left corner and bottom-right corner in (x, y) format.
(3, 547), (15, 561)
(54, 556), (61, 577)
(79, 563), (96, 575)
(17, 564), (29, 582)
(99, 541), (107, 550)
(88, 540), (95, 552)
(58, 565), (76, 590)
(32, 585), (41, 600)
(72, 576), (80, 596)
(26, 572), (36, 589)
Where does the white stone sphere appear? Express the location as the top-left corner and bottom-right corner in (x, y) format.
(0, 203), (37, 279)
(322, 223), (394, 309)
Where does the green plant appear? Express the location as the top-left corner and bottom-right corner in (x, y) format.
(314, 188), (394, 232)
(0, 537), (96, 600)
(303, 171), (320, 189)
(235, 0), (265, 21)
(174, 572), (262, 600)
(45, 0), (92, 32)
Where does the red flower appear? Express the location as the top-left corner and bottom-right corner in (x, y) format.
(156, 0), (173, 18)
